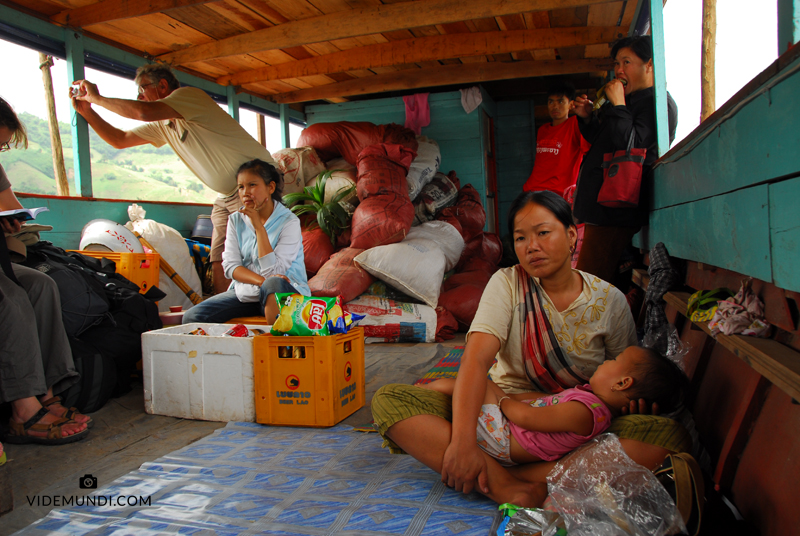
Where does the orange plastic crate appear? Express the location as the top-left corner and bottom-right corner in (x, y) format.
(253, 327), (365, 427)
(70, 251), (160, 294)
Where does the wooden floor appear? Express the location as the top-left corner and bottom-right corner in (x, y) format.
(1, 334), (466, 535)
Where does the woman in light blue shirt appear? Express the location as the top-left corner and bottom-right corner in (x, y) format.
(183, 159), (309, 324)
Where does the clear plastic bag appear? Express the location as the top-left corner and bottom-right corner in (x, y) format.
(642, 323), (689, 371)
(497, 503), (564, 536)
(546, 434), (686, 536)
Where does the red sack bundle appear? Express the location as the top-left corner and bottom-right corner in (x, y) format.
(459, 255), (498, 275)
(336, 227), (352, 249)
(301, 226), (335, 276)
(349, 193), (414, 249)
(350, 143), (415, 250)
(296, 122), (418, 166)
(456, 233), (484, 270)
(436, 184), (485, 244)
(308, 248), (375, 303)
(435, 306), (458, 342)
(454, 232), (503, 271)
(437, 284), (485, 331)
(482, 233), (503, 266)
(381, 123), (419, 152)
(356, 144), (416, 200)
(444, 254), (497, 292)
(297, 122), (383, 164)
(442, 270), (493, 293)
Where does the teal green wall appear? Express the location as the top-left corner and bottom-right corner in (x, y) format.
(18, 195), (209, 250)
(495, 100), (537, 236)
(305, 91), (496, 209)
(637, 50), (800, 293)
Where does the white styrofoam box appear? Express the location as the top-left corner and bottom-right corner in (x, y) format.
(142, 323), (269, 422)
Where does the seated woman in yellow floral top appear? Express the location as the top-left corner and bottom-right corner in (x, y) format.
(371, 191), (690, 507)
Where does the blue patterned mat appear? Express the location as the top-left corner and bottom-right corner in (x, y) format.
(17, 422), (501, 536)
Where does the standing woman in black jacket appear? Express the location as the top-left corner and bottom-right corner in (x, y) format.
(572, 36), (678, 284)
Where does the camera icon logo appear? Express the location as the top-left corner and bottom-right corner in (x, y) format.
(79, 474), (98, 489)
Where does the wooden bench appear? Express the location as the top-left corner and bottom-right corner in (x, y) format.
(631, 265), (800, 509)
(664, 291), (800, 403)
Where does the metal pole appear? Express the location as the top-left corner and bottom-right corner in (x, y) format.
(778, 0), (800, 53)
(280, 104), (291, 149)
(65, 32), (93, 197)
(226, 85), (240, 122)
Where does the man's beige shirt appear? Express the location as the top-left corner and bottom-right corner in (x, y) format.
(131, 87), (275, 197)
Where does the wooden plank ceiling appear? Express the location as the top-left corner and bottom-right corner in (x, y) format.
(18, 0), (636, 107)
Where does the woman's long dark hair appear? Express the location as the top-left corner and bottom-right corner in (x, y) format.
(237, 159), (283, 204)
(507, 190), (575, 238)
(0, 96), (28, 149)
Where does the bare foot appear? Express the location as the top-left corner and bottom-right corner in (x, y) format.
(495, 481), (549, 508)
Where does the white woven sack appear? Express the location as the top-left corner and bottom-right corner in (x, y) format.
(406, 220), (464, 271)
(125, 219), (202, 313)
(324, 157), (357, 173)
(354, 221), (463, 308)
(271, 146), (326, 195)
(343, 295), (437, 343)
(406, 136), (441, 201)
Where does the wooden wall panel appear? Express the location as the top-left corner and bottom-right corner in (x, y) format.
(732, 386), (800, 536)
(495, 100), (535, 234)
(769, 177), (800, 293)
(652, 61), (800, 210)
(692, 343), (764, 462)
(640, 185), (772, 283)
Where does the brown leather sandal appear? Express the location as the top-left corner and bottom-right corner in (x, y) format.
(5, 407), (89, 445)
(40, 396), (94, 428)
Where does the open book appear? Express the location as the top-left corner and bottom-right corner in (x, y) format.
(0, 207), (49, 222)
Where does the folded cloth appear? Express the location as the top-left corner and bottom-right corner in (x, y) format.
(708, 277), (771, 337)
(11, 223), (53, 246)
(460, 86), (482, 114)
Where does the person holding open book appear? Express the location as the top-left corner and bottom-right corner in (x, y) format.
(0, 96), (92, 446)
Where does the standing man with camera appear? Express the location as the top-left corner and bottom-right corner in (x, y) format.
(70, 64), (278, 295)
(522, 82), (590, 199)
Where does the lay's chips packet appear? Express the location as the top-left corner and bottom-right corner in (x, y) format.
(327, 297), (365, 334)
(271, 293), (337, 336)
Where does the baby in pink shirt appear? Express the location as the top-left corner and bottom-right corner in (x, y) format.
(424, 346), (687, 466)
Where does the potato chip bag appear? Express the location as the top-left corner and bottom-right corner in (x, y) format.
(271, 293), (337, 336)
(327, 296), (365, 334)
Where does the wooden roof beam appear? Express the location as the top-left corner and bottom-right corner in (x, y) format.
(50, 0), (216, 28)
(218, 26), (622, 86)
(270, 58), (612, 103)
(158, 0), (620, 65)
